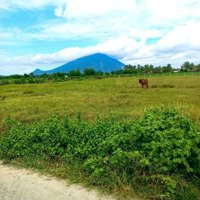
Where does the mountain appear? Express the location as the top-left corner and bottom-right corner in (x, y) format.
(33, 69), (45, 76)
(33, 53), (125, 75)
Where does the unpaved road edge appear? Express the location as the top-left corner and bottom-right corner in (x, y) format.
(0, 162), (115, 200)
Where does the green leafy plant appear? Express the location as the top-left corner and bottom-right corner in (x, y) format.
(0, 108), (200, 199)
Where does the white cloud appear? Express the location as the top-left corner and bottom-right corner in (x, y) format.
(0, 0), (64, 10)
(60, 0), (136, 19)
(0, 0), (200, 74)
(157, 20), (200, 49)
(126, 20), (200, 65)
(143, 0), (200, 24)
(1, 0), (200, 43)
(54, 5), (65, 17)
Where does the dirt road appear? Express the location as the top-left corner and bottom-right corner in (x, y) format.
(0, 163), (114, 200)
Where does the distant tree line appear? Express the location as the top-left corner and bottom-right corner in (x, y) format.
(112, 63), (174, 74)
(180, 61), (200, 72)
(113, 61), (200, 74)
(0, 61), (199, 85)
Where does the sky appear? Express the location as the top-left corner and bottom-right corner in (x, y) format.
(0, 0), (200, 75)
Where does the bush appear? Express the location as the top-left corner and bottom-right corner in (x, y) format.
(0, 108), (200, 199)
(131, 108), (200, 174)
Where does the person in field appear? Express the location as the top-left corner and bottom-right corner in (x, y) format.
(139, 79), (149, 88)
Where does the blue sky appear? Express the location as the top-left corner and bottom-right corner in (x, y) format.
(0, 0), (200, 75)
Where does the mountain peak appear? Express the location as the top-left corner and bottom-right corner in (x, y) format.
(33, 69), (44, 76)
(90, 53), (109, 56)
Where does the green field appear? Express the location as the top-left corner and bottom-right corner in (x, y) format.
(1, 74), (200, 199)
(1, 74), (200, 131)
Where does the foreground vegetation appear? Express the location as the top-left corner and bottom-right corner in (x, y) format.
(0, 108), (200, 199)
(0, 74), (200, 199)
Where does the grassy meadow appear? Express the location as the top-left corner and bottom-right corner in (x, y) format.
(0, 74), (200, 199)
(0, 74), (200, 131)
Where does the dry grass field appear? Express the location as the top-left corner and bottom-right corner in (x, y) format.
(1, 74), (200, 132)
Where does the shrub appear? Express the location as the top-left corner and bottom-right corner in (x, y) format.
(131, 108), (200, 174)
(0, 108), (199, 199)
(83, 68), (96, 76)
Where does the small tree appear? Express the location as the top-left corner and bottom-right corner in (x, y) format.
(68, 70), (82, 77)
(83, 68), (96, 76)
(52, 72), (65, 78)
(181, 61), (194, 72)
(163, 64), (173, 73)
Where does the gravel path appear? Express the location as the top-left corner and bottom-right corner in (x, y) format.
(0, 163), (114, 200)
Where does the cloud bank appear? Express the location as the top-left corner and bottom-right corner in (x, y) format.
(0, 0), (200, 75)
